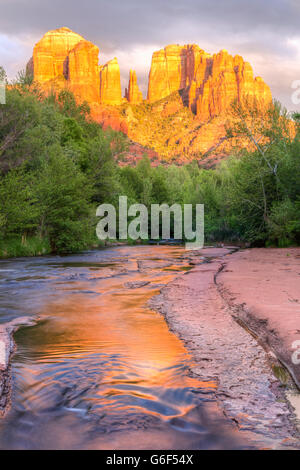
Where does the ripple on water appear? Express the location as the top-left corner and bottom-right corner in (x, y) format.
(0, 246), (249, 449)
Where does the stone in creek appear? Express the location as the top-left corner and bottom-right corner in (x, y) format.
(124, 281), (150, 289)
(0, 317), (37, 416)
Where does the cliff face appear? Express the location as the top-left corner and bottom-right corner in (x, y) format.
(195, 50), (272, 120)
(147, 45), (272, 119)
(125, 70), (143, 104)
(133, 45), (272, 163)
(147, 44), (211, 103)
(30, 27), (84, 82)
(28, 28), (274, 164)
(28, 27), (125, 129)
(68, 40), (100, 104)
(29, 27), (122, 107)
(99, 58), (122, 105)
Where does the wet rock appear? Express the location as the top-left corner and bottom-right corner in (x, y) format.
(124, 281), (150, 289)
(0, 317), (37, 416)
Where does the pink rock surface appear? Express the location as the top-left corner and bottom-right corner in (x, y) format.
(152, 252), (299, 448)
(217, 248), (300, 388)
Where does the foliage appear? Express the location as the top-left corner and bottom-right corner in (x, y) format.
(14, 69), (34, 87)
(0, 82), (299, 256)
(0, 66), (7, 83)
(0, 84), (126, 254)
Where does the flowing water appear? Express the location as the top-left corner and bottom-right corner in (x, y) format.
(0, 246), (248, 449)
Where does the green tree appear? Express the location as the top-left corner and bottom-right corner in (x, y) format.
(35, 147), (94, 252)
(0, 167), (39, 239)
(0, 66), (7, 83)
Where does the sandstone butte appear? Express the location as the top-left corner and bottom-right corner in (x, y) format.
(27, 27), (274, 164)
(147, 44), (272, 118)
(125, 70), (143, 104)
(27, 27), (127, 131)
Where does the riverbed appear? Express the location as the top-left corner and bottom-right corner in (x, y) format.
(0, 246), (298, 449)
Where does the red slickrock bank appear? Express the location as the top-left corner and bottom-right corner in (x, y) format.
(152, 247), (300, 448)
(217, 248), (300, 389)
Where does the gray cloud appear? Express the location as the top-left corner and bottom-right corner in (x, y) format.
(0, 0), (299, 109)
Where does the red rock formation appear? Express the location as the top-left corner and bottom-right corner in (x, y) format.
(125, 70), (143, 104)
(68, 40), (100, 104)
(27, 28), (274, 161)
(97, 108), (128, 133)
(195, 50), (272, 120)
(147, 44), (211, 103)
(147, 45), (272, 120)
(99, 58), (122, 105)
(29, 28), (123, 108)
(31, 27), (84, 83)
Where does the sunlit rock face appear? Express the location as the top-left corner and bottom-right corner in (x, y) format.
(28, 27), (124, 128)
(68, 40), (101, 104)
(125, 70), (143, 104)
(27, 28), (274, 162)
(30, 27), (84, 83)
(28, 27), (122, 107)
(97, 107), (128, 133)
(147, 44), (211, 104)
(147, 45), (272, 119)
(99, 58), (122, 105)
(195, 50), (272, 120)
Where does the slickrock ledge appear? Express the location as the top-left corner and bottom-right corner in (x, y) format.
(216, 248), (300, 389)
(0, 317), (37, 416)
(151, 247), (300, 449)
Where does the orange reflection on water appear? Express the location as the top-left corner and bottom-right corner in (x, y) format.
(0, 247), (250, 450)
(14, 248), (216, 423)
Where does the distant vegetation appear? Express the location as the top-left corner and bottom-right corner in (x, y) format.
(0, 70), (299, 257)
(118, 91), (197, 160)
(0, 77), (127, 256)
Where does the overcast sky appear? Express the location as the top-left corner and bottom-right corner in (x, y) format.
(0, 0), (299, 109)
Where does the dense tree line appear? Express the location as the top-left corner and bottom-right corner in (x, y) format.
(0, 73), (299, 257)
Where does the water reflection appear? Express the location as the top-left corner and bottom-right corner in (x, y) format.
(0, 246), (245, 449)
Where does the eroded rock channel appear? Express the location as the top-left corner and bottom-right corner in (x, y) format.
(0, 246), (299, 449)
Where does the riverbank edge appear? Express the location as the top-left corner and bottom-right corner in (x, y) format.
(215, 249), (300, 391)
(150, 247), (300, 446)
(0, 236), (257, 261)
(0, 238), (164, 260)
(0, 317), (37, 416)
(0, 237), (125, 260)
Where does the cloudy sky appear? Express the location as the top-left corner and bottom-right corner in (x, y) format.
(0, 0), (299, 109)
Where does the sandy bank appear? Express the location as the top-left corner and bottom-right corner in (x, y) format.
(152, 247), (300, 448)
(217, 248), (300, 389)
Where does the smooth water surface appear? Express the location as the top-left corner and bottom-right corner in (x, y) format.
(0, 246), (243, 449)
